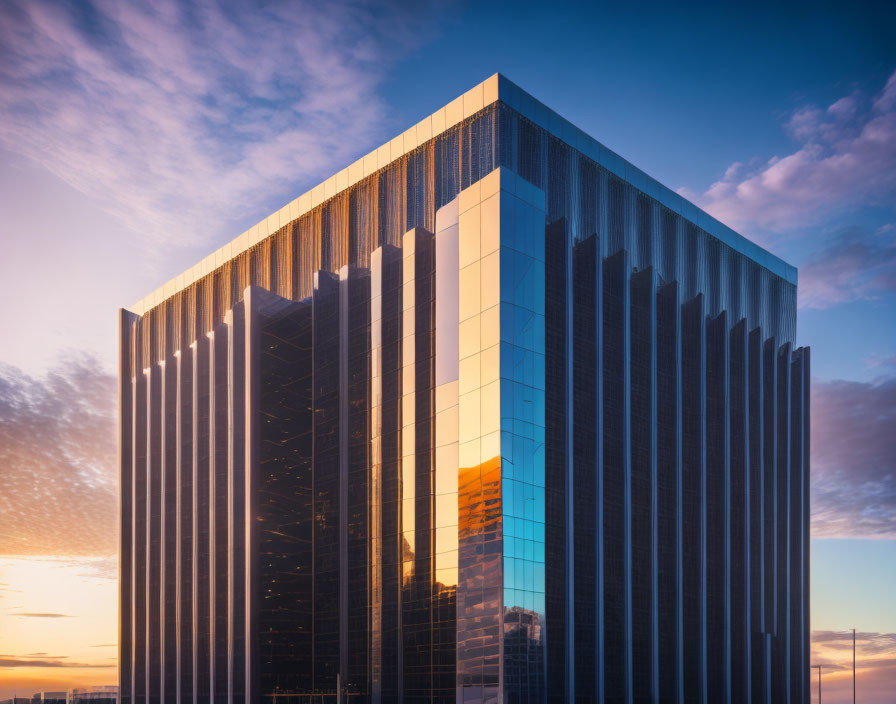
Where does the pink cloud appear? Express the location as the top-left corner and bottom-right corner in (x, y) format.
(797, 224), (896, 309)
(0, 0), (450, 259)
(811, 377), (896, 539)
(682, 70), (896, 235)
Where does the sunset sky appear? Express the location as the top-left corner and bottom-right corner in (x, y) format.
(0, 1), (894, 701)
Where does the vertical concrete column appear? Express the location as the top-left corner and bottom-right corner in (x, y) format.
(175, 345), (193, 704)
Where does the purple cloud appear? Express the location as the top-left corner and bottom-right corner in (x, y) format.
(0, 356), (117, 556)
(811, 631), (896, 688)
(682, 69), (896, 234)
(0, 657), (112, 669)
(797, 224), (896, 309)
(0, 0), (450, 258)
(811, 377), (896, 538)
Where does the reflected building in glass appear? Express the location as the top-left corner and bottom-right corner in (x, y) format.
(119, 74), (809, 703)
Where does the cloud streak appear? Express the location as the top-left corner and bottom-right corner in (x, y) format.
(12, 614), (73, 619)
(811, 377), (896, 539)
(0, 0), (448, 258)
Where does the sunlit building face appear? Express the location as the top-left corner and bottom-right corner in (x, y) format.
(119, 74), (809, 703)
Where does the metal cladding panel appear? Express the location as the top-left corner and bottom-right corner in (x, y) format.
(339, 266), (371, 696)
(311, 271), (341, 691)
(400, 230), (437, 700)
(369, 245), (406, 701)
(748, 326), (765, 699)
(774, 343), (792, 703)
(630, 267), (658, 703)
(762, 337), (778, 644)
(162, 360), (178, 703)
(130, 356), (145, 704)
(655, 281), (681, 702)
(572, 233), (600, 702)
(602, 249), (632, 703)
(176, 346), (194, 704)
(194, 335), (211, 704)
(680, 293), (705, 703)
(146, 364), (161, 704)
(118, 310), (135, 704)
(789, 348), (807, 704)
(705, 311), (729, 701)
(544, 216), (569, 704)
(729, 320), (749, 704)
(228, 302), (247, 704)
(798, 348), (811, 704)
(209, 324), (229, 704)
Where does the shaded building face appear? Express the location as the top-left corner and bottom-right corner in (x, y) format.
(120, 76), (809, 704)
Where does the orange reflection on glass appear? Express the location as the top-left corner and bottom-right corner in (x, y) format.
(458, 456), (502, 542)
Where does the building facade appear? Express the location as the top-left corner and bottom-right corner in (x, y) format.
(119, 74), (810, 703)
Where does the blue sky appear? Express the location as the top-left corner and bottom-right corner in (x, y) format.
(0, 0), (893, 699)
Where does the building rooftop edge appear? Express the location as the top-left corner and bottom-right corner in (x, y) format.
(130, 73), (797, 314)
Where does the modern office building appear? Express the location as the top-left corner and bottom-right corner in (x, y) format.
(119, 74), (810, 703)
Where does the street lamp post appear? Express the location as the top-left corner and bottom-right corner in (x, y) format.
(811, 665), (822, 704)
(852, 628), (856, 704)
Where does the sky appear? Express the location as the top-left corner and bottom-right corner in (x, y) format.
(0, 0), (894, 700)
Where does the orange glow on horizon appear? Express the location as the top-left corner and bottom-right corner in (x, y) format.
(0, 556), (117, 699)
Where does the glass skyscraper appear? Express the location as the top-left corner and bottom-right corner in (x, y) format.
(119, 74), (810, 703)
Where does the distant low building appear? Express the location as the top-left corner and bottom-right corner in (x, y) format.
(4, 687), (117, 704)
(31, 693), (66, 704)
(69, 688), (117, 704)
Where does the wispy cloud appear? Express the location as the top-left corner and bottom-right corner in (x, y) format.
(682, 69), (896, 235)
(0, 657), (111, 669)
(797, 224), (896, 309)
(0, 356), (116, 556)
(0, 0), (448, 257)
(811, 377), (896, 538)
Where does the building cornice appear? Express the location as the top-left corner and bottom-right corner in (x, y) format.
(130, 73), (796, 315)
